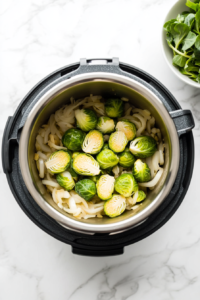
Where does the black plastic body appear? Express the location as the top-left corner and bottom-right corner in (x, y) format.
(2, 59), (195, 256)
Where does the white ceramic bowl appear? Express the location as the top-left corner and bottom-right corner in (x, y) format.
(161, 0), (200, 88)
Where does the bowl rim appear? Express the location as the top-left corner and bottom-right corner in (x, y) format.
(19, 72), (180, 234)
(161, 0), (200, 88)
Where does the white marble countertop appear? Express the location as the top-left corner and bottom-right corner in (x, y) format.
(1, 0), (200, 299)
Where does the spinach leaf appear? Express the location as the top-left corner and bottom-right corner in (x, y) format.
(186, 0), (199, 12)
(194, 48), (200, 59)
(171, 23), (190, 48)
(177, 14), (185, 23)
(195, 9), (200, 32)
(195, 34), (200, 49)
(184, 13), (195, 26)
(180, 68), (197, 78)
(182, 31), (197, 51)
(196, 73), (200, 82)
(173, 55), (188, 67)
(163, 19), (176, 32)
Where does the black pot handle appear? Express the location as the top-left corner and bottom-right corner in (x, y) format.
(72, 246), (124, 257)
(170, 109), (195, 137)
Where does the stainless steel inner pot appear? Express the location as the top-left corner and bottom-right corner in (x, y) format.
(19, 72), (180, 234)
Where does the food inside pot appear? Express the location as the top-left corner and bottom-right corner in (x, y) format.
(34, 95), (165, 220)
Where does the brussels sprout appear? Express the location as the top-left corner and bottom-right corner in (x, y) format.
(129, 136), (157, 158)
(62, 128), (85, 151)
(136, 190), (146, 203)
(82, 130), (104, 154)
(132, 159), (151, 182)
(116, 120), (136, 141)
(72, 152), (80, 159)
(67, 166), (79, 181)
(105, 98), (124, 118)
(114, 173), (138, 197)
(118, 149), (136, 168)
(45, 150), (71, 174)
(72, 153), (100, 176)
(96, 116), (115, 134)
(109, 131), (128, 153)
(75, 179), (97, 201)
(56, 171), (75, 191)
(75, 108), (97, 132)
(102, 143), (109, 150)
(89, 175), (100, 183)
(104, 194), (126, 218)
(96, 175), (115, 200)
(96, 149), (119, 169)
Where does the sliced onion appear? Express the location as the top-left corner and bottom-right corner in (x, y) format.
(38, 159), (44, 178)
(42, 180), (60, 188)
(138, 169), (164, 187)
(36, 135), (51, 152)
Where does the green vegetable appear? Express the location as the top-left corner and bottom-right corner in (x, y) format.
(173, 55), (188, 67)
(118, 149), (136, 168)
(115, 120), (136, 141)
(75, 179), (97, 201)
(96, 174), (115, 200)
(105, 98), (124, 118)
(104, 194), (126, 218)
(56, 171), (75, 191)
(75, 108), (97, 132)
(96, 116), (115, 134)
(132, 159), (151, 183)
(45, 150), (71, 174)
(129, 136), (157, 158)
(82, 130), (104, 154)
(72, 152), (80, 159)
(89, 175), (100, 183)
(136, 190), (146, 203)
(96, 149), (119, 169)
(72, 153), (100, 176)
(102, 143), (109, 150)
(62, 128), (85, 151)
(109, 131), (128, 153)
(164, 1), (200, 83)
(114, 173), (138, 197)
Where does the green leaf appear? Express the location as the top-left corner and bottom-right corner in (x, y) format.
(186, 0), (199, 12)
(171, 23), (190, 48)
(173, 55), (188, 67)
(195, 9), (200, 32)
(195, 60), (200, 65)
(166, 33), (173, 44)
(196, 73), (200, 82)
(184, 13), (195, 26)
(182, 31), (197, 51)
(194, 48), (200, 59)
(195, 35), (200, 49)
(179, 68), (197, 78)
(163, 19), (176, 32)
(177, 14), (185, 23)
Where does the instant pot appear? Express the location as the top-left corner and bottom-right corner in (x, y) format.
(2, 58), (195, 256)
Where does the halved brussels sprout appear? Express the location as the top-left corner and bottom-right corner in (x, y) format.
(67, 166), (79, 182)
(136, 190), (146, 203)
(102, 143), (109, 150)
(82, 130), (104, 154)
(129, 136), (157, 158)
(116, 120), (136, 141)
(72, 153), (100, 176)
(56, 171), (75, 191)
(132, 159), (151, 182)
(62, 128), (85, 151)
(96, 149), (119, 169)
(114, 173), (138, 197)
(96, 116), (115, 134)
(75, 109), (97, 132)
(75, 179), (97, 201)
(104, 194), (126, 218)
(118, 148), (136, 168)
(96, 175), (115, 200)
(105, 98), (124, 118)
(109, 131), (128, 153)
(45, 150), (71, 174)
(72, 152), (80, 159)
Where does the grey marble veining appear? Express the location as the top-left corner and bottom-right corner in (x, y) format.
(1, 0), (200, 299)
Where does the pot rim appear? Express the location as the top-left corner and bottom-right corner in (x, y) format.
(19, 72), (180, 233)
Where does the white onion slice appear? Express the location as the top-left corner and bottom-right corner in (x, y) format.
(138, 169), (164, 187)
